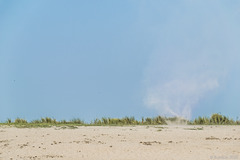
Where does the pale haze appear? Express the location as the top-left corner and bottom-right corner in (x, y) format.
(1, 0), (240, 121)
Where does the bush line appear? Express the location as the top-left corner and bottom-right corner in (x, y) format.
(1, 113), (240, 127)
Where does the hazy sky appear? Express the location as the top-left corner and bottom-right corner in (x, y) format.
(1, 0), (240, 121)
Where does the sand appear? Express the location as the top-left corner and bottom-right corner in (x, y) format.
(0, 125), (239, 160)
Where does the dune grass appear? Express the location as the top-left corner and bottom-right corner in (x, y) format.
(0, 114), (239, 128)
(0, 116), (167, 128)
(189, 113), (240, 125)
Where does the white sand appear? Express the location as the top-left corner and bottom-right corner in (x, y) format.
(0, 125), (240, 160)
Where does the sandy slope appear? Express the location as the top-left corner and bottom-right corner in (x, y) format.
(0, 125), (239, 160)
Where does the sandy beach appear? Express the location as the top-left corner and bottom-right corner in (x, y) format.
(0, 125), (239, 160)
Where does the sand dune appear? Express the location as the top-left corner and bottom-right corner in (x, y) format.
(0, 125), (239, 160)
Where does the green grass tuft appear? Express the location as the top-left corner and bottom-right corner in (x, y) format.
(189, 113), (238, 125)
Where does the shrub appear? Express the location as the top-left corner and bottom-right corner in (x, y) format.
(41, 117), (56, 124)
(93, 118), (102, 125)
(193, 117), (210, 125)
(153, 116), (167, 125)
(192, 113), (237, 125)
(14, 118), (28, 124)
(70, 118), (84, 124)
(6, 118), (12, 124)
(210, 114), (231, 125)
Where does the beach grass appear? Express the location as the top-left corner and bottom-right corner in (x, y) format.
(189, 113), (240, 125)
(0, 114), (239, 128)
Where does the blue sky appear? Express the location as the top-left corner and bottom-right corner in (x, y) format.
(1, 0), (240, 121)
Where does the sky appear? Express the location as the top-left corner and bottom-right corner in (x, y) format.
(1, 0), (240, 122)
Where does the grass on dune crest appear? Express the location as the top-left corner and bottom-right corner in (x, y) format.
(189, 113), (240, 125)
(93, 116), (167, 125)
(0, 116), (167, 128)
(0, 114), (239, 128)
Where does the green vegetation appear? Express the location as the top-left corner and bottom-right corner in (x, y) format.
(14, 118), (28, 124)
(0, 116), (167, 128)
(92, 116), (167, 125)
(0, 114), (239, 128)
(189, 113), (240, 125)
(0, 117), (85, 128)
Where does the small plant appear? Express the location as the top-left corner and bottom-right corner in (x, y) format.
(40, 117), (57, 124)
(145, 118), (152, 124)
(93, 118), (102, 125)
(60, 120), (67, 124)
(14, 118), (28, 124)
(191, 113), (237, 125)
(70, 118), (84, 124)
(6, 118), (12, 124)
